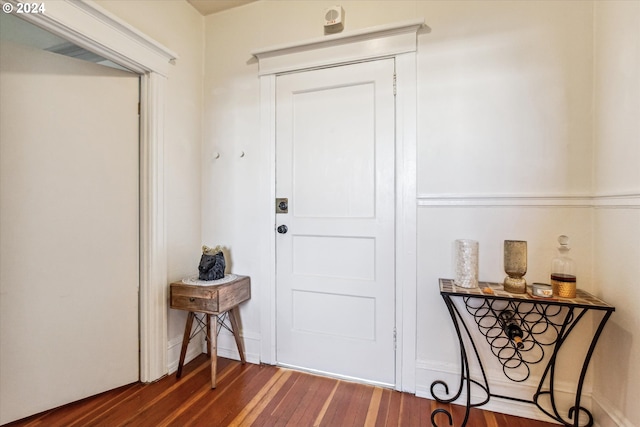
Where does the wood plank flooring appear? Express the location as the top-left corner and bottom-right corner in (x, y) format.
(5, 354), (558, 427)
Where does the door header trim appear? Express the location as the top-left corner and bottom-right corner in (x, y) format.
(252, 18), (425, 76)
(3, 0), (177, 76)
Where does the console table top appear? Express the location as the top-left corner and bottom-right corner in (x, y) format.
(439, 278), (614, 311)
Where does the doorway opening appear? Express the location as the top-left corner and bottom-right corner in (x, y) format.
(0, 4), (176, 422)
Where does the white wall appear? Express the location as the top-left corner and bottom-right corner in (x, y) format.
(68, 1), (637, 424)
(592, 2), (640, 427)
(8, 0), (636, 423)
(95, 0), (205, 370)
(415, 0), (596, 420)
(202, 0), (637, 424)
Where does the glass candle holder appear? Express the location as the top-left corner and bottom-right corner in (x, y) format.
(503, 240), (527, 294)
(454, 239), (479, 288)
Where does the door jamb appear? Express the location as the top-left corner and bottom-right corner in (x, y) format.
(6, 0), (178, 382)
(254, 19), (422, 392)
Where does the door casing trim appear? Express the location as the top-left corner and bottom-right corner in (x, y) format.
(255, 19), (422, 392)
(5, 0), (177, 382)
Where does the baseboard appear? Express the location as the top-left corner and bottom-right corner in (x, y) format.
(592, 392), (634, 427)
(166, 328), (262, 375)
(213, 329), (261, 364)
(166, 332), (205, 375)
(415, 359), (594, 425)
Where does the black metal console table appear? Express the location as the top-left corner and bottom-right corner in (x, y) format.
(431, 278), (614, 427)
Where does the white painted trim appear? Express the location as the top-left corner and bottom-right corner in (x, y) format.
(255, 19), (422, 393)
(216, 329), (264, 366)
(258, 74), (277, 365)
(252, 19), (424, 75)
(417, 193), (640, 208)
(166, 327), (262, 373)
(5, 0), (175, 382)
(592, 392), (635, 427)
(592, 193), (640, 209)
(139, 73), (169, 382)
(167, 333), (203, 375)
(395, 52), (418, 393)
(418, 194), (594, 208)
(2, 0), (177, 76)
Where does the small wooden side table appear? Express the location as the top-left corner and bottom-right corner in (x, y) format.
(170, 275), (251, 388)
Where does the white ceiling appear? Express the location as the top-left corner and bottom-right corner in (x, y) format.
(187, 0), (258, 16)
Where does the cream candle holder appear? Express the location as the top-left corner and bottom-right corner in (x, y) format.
(503, 240), (527, 294)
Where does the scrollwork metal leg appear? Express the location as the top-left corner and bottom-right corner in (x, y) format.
(567, 309), (613, 427)
(534, 306), (575, 423)
(534, 308), (612, 427)
(431, 408), (453, 427)
(430, 295), (490, 427)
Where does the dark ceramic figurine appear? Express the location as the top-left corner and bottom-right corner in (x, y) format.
(198, 245), (225, 280)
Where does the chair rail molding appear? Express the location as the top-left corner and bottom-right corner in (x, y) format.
(254, 18), (424, 393)
(3, 0), (178, 382)
(417, 192), (640, 208)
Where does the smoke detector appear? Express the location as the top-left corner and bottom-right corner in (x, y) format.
(324, 6), (344, 34)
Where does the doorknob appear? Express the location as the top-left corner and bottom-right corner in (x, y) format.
(277, 225), (288, 234)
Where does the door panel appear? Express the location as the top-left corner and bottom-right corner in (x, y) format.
(292, 83), (376, 218)
(292, 235), (375, 280)
(276, 59), (396, 386)
(0, 42), (139, 424)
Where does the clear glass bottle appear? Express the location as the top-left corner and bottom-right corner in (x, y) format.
(550, 235), (576, 298)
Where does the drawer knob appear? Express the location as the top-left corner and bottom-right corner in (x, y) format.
(189, 297), (195, 302)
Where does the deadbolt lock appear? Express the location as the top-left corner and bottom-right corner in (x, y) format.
(276, 198), (288, 214)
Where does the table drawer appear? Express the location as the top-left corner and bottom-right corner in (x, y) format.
(169, 275), (250, 315)
(170, 286), (219, 313)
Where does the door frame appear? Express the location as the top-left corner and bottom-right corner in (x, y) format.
(5, 0), (177, 382)
(253, 19), (423, 392)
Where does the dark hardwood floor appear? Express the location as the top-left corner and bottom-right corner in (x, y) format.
(5, 354), (557, 427)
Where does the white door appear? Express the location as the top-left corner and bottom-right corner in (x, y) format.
(275, 59), (396, 386)
(0, 42), (139, 424)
